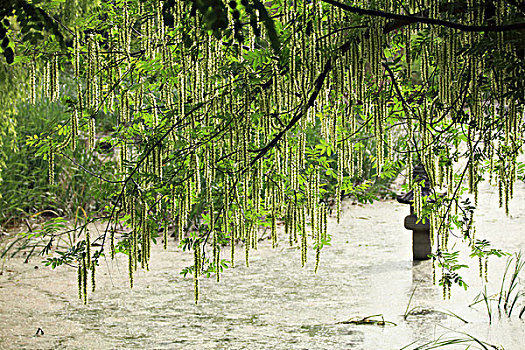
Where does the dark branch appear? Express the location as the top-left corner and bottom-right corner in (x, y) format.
(321, 0), (525, 32)
(383, 2), (466, 33)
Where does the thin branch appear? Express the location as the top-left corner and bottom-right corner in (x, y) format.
(249, 55), (334, 168)
(60, 153), (124, 184)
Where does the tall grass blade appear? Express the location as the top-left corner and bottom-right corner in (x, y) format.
(498, 257), (512, 313)
(404, 287), (417, 320)
(482, 285), (492, 324)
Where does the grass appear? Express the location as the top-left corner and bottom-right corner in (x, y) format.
(470, 251), (525, 322)
(500, 252), (525, 317)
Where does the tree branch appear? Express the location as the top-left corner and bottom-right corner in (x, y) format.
(321, 0), (525, 32)
(249, 56), (334, 167)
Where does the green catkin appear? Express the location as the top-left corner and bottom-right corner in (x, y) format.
(230, 212), (236, 268)
(110, 224), (116, 259)
(85, 228), (91, 269)
(43, 59), (50, 98)
(88, 117), (95, 151)
(271, 207), (277, 248)
(432, 257), (436, 285)
(120, 92), (127, 125)
(142, 202), (150, 271)
(479, 255), (483, 279)
(430, 212), (436, 247)
(47, 57), (56, 101)
(336, 154), (342, 224)
(71, 108), (78, 151)
(170, 185), (176, 219)
(133, 212), (139, 271)
(314, 206), (322, 274)
(407, 150), (413, 188)
(194, 240), (200, 304)
(120, 142), (127, 176)
(252, 222), (258, 250)
(30, 60), (36, 104)
(176, 210), (183, 242)
(442, 273), (447, 299)
(215, 226), (220, 282)
(245, 220), (250, 268)
(91, 263), (96, 292)
(77, 263), (83, 301)
(301, 206), (307, 267)
(323, 204), (328, 242)
(484, 257), (488, 282)
(82, 253), (88, 304)
(74, 30), (80, 78)
(447, 164), (454, 198)
(123, 3), (131, 56)
(163, 223), (168, 250)
(413, 181), (421, 219)
(498, 166), (504, 208)
(129, 238), (134, 288)
(504, 175), (510, 216)
(314, 246), (320, 273)
(294, 201), (299, 244)
(141, 206), (146, 269)
(285, 202), (290, 244)
(314, 172), (320, 237)
(357, 146), (363, 178)
(53, 55), (59, 101)
(86, 36), (94, 106)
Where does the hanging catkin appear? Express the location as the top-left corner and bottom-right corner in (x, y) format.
(193, 239), (201, 303)
(30, 59), (36, 104)
(88, 117), (95, 151)
(301, 205), (307, 267)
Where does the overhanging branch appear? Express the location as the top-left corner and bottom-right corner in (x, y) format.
(249, 37), (358, 167)
(321, 0), (525, 32)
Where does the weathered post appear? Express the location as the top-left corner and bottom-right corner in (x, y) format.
(397, 165), (433, 260)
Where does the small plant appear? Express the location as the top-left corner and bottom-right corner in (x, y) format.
(337, 314), (396, 327)
(470, 251), (525, 322)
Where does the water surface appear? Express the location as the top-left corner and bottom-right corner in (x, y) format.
(1, 182), (524, 349)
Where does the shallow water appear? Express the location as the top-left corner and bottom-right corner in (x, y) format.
(1, 181), (524, 349)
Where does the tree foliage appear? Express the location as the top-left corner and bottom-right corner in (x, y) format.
(1, 0), (524, 303)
